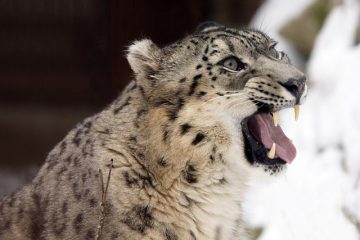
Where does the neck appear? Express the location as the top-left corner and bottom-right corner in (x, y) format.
(98, 80), (250, 239)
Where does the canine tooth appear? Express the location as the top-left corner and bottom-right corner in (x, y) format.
(267, 143), (276, 159)
(294, 105), (300, 121)
(273, 112), (279, 127)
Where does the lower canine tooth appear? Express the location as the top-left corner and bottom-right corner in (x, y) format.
(267, 143), (276, 159)
(273, 112), (279, 127)
(294, 105), (300, 121)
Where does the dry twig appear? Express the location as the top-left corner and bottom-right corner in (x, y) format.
(95, 159), (113, 240)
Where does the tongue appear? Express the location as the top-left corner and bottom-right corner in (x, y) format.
(247, 113), (296, 163)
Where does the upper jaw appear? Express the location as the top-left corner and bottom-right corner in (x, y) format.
(252, 99), (299, 117)
(244, 76), (308, 113)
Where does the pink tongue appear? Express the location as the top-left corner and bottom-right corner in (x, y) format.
(247, 113), (296, 163)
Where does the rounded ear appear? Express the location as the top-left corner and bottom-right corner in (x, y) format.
(194, 21), (224, 33)
(126, 39), (161, 76)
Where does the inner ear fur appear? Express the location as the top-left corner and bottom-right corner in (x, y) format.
(127, 39), (161, 77)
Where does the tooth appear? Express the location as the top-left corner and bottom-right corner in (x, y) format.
(267, 143), (276, 159)
(294, 105), (300, 121)
(273, 112), (279, 127)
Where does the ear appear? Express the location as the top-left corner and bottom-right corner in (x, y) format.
(127, 39), (161, 76)
(195, 21), (224, 33)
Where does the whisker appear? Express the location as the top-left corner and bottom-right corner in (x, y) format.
(230, 100), (265, 108)
(200, 94), (248, 107)
(222, 95), (253, 106)
(223, 92), (249, 98)
(226, 100), (253, 109)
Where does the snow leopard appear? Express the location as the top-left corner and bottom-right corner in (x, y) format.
(0, 22), (307, 240)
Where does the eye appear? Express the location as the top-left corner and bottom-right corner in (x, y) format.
(270, 49), (283, 60)
(277, 51), (284, 60)
(219, 56), (246, 72)
(269, 45), (283, 60)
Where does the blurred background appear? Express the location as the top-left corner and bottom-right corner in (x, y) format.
(0, 0), (262, 193)
(0, 0), (360, 239)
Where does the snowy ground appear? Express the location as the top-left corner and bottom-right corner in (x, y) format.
(244, 0), (360, 239)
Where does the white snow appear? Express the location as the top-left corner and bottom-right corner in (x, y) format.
(244, 0), (360, 239)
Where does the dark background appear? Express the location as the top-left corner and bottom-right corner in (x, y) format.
(0, 0), (261, 182)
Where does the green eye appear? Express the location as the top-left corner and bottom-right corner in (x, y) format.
(219, 56), (246, 72)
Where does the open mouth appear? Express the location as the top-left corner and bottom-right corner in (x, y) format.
(241, 106), (299, 166)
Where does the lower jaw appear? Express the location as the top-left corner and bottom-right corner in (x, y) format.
(241, 117), (286, 166)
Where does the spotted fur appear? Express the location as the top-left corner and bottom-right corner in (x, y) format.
(0, 22), (306, 239)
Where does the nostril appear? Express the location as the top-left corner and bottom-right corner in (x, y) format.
(280, 77), (306, 101)
(282, 82), (299, 97)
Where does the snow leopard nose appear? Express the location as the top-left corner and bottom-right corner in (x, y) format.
(281, 76), (306, 103)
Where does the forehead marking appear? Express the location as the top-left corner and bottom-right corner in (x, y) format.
(213, 34), (256, 54)
(204, 45), (209, 54)
(196, 29), (272, 60)
(223, 38), (235, 53)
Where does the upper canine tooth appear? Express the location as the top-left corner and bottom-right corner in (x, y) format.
(294, 105), (300, 121)
(273, 112), (279, 127)
(267, 143), (276, 159)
